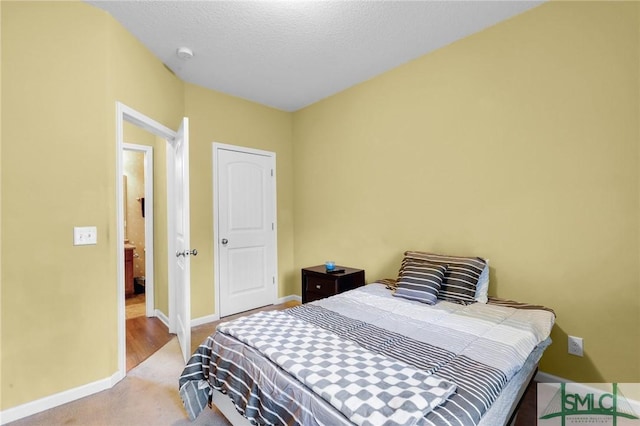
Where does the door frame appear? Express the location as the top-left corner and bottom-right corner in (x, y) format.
(116, 102), (178, 381)
(122, 143), (155, 317)
(212, 142), (278, 318)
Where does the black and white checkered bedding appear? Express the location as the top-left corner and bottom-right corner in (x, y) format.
(179, 283), (555, 426)
(217, 310), (457, 426)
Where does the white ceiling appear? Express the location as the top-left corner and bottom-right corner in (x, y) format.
(87, 1), (544, 112)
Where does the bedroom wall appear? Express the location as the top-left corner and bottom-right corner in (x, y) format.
(0, 1), (295, 413)
(183, 83), (295, 319)
(292, 1), (640, 384)
(0, 1), (184, 411)
(1, 1), (114, 409)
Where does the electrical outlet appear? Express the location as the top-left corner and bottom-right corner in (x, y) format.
(568, 335), (583, 357)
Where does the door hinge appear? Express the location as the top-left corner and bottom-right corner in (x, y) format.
(272, 276), (276, 284)
(272, 222), (274, 230)
(271, 169), (274, 177)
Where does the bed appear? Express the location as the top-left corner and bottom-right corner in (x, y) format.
(179, 252), (555, 426)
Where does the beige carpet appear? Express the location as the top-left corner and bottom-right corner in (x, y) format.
(9, 338), (232, 426)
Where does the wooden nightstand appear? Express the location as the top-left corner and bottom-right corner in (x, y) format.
(301, 265), (365, 304)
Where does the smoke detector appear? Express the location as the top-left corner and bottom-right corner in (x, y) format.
(176, 47), (194, 60)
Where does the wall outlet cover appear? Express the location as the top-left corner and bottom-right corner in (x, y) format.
(568, 335), (584, 357)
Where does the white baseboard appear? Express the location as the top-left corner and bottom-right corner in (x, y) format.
(157, 297), (302, 331)
(278, 294), (301, 304)
(1, 304), (250, 425)
(154, 309), (169, 328)
(190, 295), (299, 328)
(191, 313), (220, 327)
(0, 371), (121, 425)
(2, 292), (420, 425)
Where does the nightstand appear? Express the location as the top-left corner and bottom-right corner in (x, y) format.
(301, 265), (365, 304)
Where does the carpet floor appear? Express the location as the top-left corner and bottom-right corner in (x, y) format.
(8, 332), (538, 425)
(8, 338), (231, 426)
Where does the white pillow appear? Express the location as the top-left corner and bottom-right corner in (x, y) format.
(474, 259), (489, 303)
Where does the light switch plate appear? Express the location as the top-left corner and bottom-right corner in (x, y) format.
(74, 226), (97, 246)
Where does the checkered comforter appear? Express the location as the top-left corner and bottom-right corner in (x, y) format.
(179, 283), (555, 426)
(218, 310), (456, 426)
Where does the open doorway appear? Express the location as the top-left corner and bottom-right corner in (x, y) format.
(123, 143), (154, 318)
(115, 103), (192, 382)
(122, 138), (171, 372)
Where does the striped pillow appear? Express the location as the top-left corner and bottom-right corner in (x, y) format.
(401, 251), (487, 305)
(393, 262), (447, 305)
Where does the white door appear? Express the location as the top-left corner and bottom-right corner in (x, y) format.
(216, 146), (277, 317)
(171, 118), (191, 362)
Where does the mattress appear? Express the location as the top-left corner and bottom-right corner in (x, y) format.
(180, 283), (555, 425)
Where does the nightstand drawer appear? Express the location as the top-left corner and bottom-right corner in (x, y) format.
(305, 291), (329, 303)
(305, 276), (337, 296)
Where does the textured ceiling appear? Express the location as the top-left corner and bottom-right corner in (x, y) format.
(87, 1), (544, 112)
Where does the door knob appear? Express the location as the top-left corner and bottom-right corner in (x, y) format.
(176, 249), (198, 257)
(221, 238), (229, 245)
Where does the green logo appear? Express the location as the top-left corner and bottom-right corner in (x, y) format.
(539, 383), (639, 425)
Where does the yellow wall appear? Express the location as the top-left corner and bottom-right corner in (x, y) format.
(0, 1), (181, 410)
(0, 1), (294, 411)
(0, 0), (5, 409)
(183, 83), (295, 318)
(1, 1), (114, 407)
(293, 1), (639, 383)
(0, 0), (4, 407)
